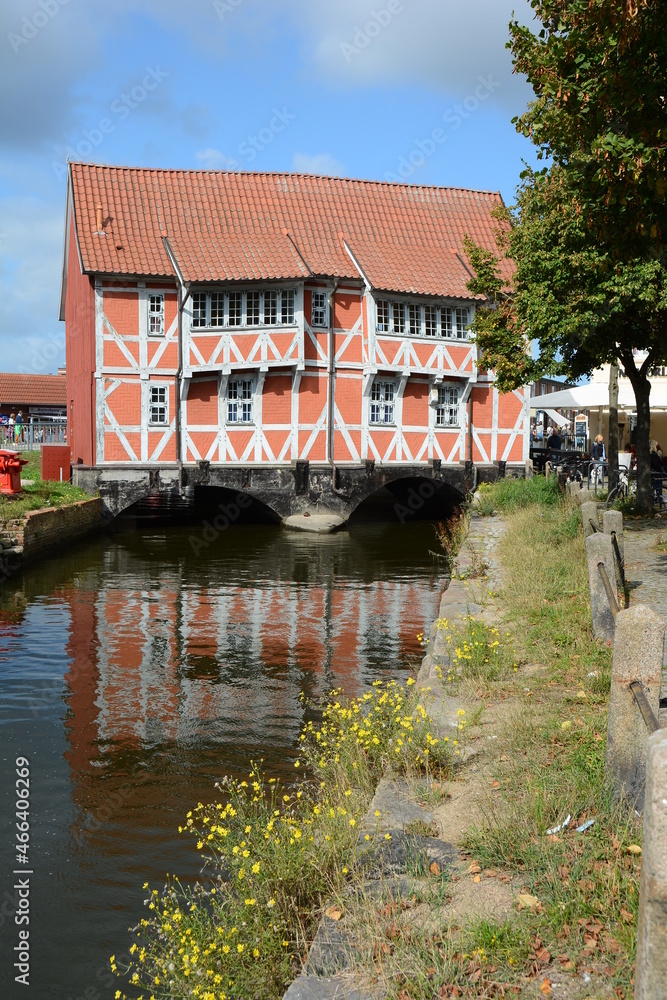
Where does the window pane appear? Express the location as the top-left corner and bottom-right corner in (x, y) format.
(312, 291), (327, 327)
(407, 303), (420, 336)
(149, 294), (164, 335)
(377, 300), (390, 332)
(424, 304), (437, 337)
(247, 290), (261, 326)
(441, 307), (453, 337)
(436, 384), (459, 426)
(228, 291), (242, 326)
(210, 292), (225, 327)
(370, 381), (395, 423)
(149, 386), (168, 424)
(227, 380), (254, 423)
(264, 290), (277, 325)
(281, 289), (295, 324)
(392, 302), (405, 334)
(192, 292), (207, 328)
(455, 307), (469, 339)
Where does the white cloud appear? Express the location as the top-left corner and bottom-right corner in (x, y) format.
(0, 195), (65, 373)
(291, 152), (345, 176)
(195, 147), (238, 171)
(278, 0), (535, 111)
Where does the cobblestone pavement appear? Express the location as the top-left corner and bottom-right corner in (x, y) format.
(623, 518), (667, 668)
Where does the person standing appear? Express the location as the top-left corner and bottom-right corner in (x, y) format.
(591, 433), (606, 487)
(14, 410), (24, 444)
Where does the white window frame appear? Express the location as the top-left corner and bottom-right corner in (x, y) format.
(311, 290), (328, 328)
(148, 294), (165, 337)
(226, 378), (255, 425)
(374, 296), (472, 341)
(370, 380), (396, 425)
(435, 383), (461, 427)
(190, 288), (298, 330)
(149, 384), (169, 425)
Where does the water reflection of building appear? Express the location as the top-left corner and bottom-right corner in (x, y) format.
(62, 536), (439, 753)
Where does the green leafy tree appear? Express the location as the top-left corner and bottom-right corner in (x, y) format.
(467, 0), (666, 510)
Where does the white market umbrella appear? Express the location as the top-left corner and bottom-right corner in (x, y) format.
(530, 381), (667, 411)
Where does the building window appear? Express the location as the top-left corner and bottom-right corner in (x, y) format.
(377, 300), (390, 332)
(149, 385), (169, 425)
(311, 290), (328, 327)
(374, 296), (472, 339)
(192, 292), (207, 328)
(210, 292), (225, 327)
(454, 307), (470, 339)
(190, 288), (297, 330)
(370, 381), (396, 425)
(281, 288), (295, 325)
(148, 294), (164, 336)
(424, 304), (437, 337)
(392, 301), (405, 335)
(227, 379), (254, 423)
(228, 291), (242, 327)
(435, 384), (460, 427)
(247, 290), (261, 326)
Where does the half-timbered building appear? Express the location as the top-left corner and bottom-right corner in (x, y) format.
(60, 164), (528, 522)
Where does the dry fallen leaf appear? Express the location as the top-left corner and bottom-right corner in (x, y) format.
(626, 844), (642, 855)
(472, 874), (481, 883)
(467, 862), (482, 874)
(540, 978), (552, 995)
(430, 861), (441, 876)
(517, 893), (540, 910)
(325, 905), (343, 921)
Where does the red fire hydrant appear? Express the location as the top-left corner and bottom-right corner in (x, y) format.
(0, 450), (29, 496)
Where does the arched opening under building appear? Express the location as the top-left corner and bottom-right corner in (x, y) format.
(348, 476), (464, 525)
(116, 485), (282, 527)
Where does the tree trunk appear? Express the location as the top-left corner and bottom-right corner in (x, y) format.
(622, 360), (652, 513)
(608, 362), (619, 492)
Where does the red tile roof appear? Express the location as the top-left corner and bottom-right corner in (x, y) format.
(70, 164), (512, 299)
(0, 374), (66, 407)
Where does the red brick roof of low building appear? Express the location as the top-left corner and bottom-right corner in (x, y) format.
(0, 373), (67, 407)
(69, 163), (513, 299)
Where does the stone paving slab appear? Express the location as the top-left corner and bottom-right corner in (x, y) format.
(284, 975), (382, 999)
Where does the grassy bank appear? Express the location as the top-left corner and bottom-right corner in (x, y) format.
(0, 451), (88, 525)
(340, 483), (639, 999)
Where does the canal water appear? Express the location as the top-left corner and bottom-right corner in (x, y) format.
(0, 517), (446, 1000)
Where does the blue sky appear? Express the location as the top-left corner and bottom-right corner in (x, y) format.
(0, 0), (538, 373)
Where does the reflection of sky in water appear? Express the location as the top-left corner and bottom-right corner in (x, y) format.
(0, 521), (443, 1000)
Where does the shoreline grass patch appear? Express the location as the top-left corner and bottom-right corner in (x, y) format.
(0, 450), (89, 525)
(113, 678), (457, 1000)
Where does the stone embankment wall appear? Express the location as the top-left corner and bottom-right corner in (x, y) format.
(0, 498), (102, 582)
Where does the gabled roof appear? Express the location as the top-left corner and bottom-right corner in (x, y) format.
(67, 163), (511, 299)
(0, 373), (66, 407)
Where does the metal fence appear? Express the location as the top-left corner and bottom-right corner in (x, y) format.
(0, 422), (67, 450)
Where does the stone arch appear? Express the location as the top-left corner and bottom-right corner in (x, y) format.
(348, 473), (465, 524)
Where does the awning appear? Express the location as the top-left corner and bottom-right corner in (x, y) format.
(530, 382), (667, 411)
(539, 407), (571, 427)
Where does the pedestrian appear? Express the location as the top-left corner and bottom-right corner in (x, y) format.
(546, 426), (561, 451)
(14, 410), (24, 444)
(591, 433), (606, 487)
